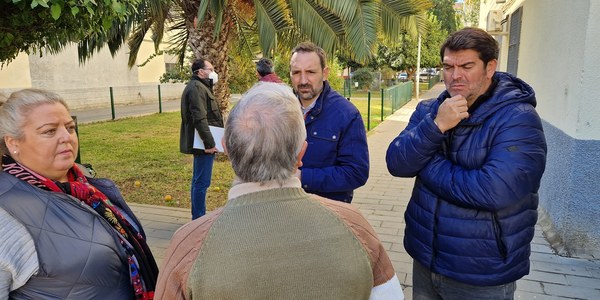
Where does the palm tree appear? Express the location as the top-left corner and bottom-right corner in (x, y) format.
(107, 0), (433, 114)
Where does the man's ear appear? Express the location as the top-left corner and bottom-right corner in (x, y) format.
(323, 66), (330, 81)
(296, 141), (308, 168)
(486, 59), (498, 79)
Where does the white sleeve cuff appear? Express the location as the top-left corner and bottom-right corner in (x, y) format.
(370, 274), (404, 300)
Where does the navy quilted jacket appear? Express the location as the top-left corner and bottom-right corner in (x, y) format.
(386, 72), (547, 285)
(300, 81), (369, 203)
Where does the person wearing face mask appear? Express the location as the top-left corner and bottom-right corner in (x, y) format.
(180, 58), (224, 220)
(0, 89), (159, 299)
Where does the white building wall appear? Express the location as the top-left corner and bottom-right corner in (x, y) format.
(481, 0), (600, 258)
(518, 0), (600, 140)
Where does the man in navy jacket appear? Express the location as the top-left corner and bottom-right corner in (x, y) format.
(386, 28), (547, 298)
(290, 42), (369, 203)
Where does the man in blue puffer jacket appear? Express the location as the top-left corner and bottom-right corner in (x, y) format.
(290, 42), (369, 203)
(386, 27), (547, 299)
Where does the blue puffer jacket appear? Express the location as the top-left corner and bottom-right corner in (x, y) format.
(301, 81), (369, 203)
(386, 72), (547, 286)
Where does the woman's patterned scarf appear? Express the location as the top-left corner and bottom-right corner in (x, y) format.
(2, 155), (158, 299)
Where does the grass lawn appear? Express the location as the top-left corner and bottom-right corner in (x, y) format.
(78, 112), (234, 212)
(77, 84), (428, 210)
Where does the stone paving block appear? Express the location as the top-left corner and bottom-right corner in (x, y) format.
(352, 197), (380, 204)
(371, 209), (403, 217)
(364, 219), (382, 227)
(531, 242), (556, 255)
(390, 243), (406, 252)
(542, 282), (600, 299)
(381, 242), (392, 251)
(531, 252), (570, 264)
(373, 226), (400, 235)
(377, 233), (404, 244)
(392, 261), (412, 276)
(356, 208), (375, 216)
(366, 214), (404, 222)
(146, 228), (179, 240)
(141, 220), (184, 232)
(381, 220), (404, 229)
(587, 267), (600, 278)
(565, 274), (600, 288)
(359, 203), (394, 211)
(146, 237), (171, 248)
(396, 272), (408, 285)
(515, 290), (564, 300)
(523, 271), (568, 285)
(402, 286), (413, 300)
(531, 260), (593, 277)
(386, 251), (413, 263)
(517, 279), (544, 293)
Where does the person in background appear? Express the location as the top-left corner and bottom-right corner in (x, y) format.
(290, 41), (369, 203)
(155, 82), (403, 300)
(180, 58), (224, 220)
(386, 27), (547, 299)
(256, 57), (283, 83)
(0, 89), (158, 299)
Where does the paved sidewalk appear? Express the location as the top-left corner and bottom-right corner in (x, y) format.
(130, 83), (600, 299)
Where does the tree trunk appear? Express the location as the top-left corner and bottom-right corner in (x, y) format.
(185, 1), (235, 118)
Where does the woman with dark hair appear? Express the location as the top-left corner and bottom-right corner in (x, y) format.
(0, 89), (158, 299)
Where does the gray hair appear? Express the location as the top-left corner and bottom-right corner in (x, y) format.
(0, 89), (70, 155)
(225, 82), (306, 184)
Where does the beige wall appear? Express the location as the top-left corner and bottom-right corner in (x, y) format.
(0, 36), (177, 109)
(0, 53), (32, 89)
(137, 38), (167, 83)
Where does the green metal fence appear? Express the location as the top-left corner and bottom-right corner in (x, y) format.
(385, 81), (414, 114)
(348, 81), (414, 131)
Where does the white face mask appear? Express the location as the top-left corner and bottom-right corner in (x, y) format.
(208, 71), (219, 84)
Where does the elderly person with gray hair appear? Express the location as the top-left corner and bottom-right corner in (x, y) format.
(155, 82), (404, 300)
(0, 89), (158, 299)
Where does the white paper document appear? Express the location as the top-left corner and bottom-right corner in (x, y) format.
(193, 126), (225, 152)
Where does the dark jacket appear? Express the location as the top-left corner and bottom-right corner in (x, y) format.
(180, 76), (224, 155)
(301, 81), (369, 203)
(386, 72), (547, 286)
(0, 171), (145, 299)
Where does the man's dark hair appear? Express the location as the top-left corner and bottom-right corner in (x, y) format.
(292, 42), (327, 70)
(191, 58), (206, 74)
(440, 27), (499, 65)
(256, 58), (274, 77)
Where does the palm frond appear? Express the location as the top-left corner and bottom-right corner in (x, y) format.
(345, 1), (379, 63)
(254, 0), (291, 56)
(380, 0), (433, 38)
(288, 0), (343, 56)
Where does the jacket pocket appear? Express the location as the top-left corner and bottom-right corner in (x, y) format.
(307, 128), (340, 163)
(207, 96), (223, 127)
(492, 213), (508, 259)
